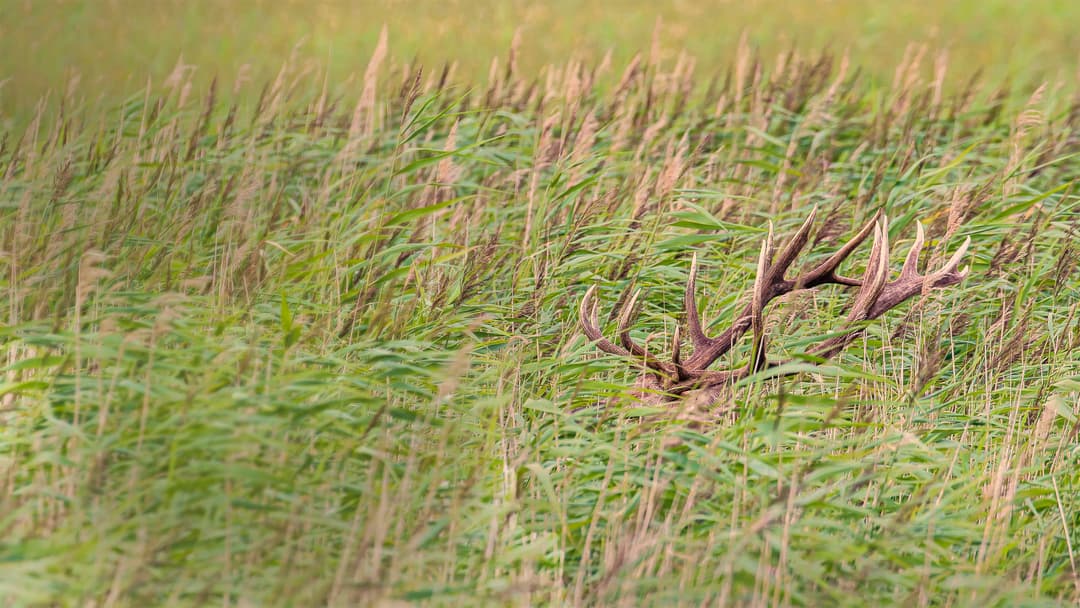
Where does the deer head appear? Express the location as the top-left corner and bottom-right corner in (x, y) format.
(580, 208), (970, 407)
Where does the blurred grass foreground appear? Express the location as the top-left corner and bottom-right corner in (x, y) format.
(2, 1), (1080, 606)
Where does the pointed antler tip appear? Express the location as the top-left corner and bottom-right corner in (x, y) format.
(620, 288), (642, 324)
(944, 236), (971, 269)
(580, 284), (596, 312)
(794, 206), (818, 236)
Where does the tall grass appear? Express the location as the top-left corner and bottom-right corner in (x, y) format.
(2, 36), (1079, 606)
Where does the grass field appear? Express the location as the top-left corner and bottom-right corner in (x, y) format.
(2, 2), (1080, 607)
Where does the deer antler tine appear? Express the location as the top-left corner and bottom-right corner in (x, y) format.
(938, 236), (971, 277)
(579, 285), (600, 339)
(685, 252), (711, 351)
(618, 288), (641, 329)
(871, 221), (891, 281)
(580, 285), (633, 357)
(618, 289), (681, 374)
(671, 325), (688, 380)
(899, 221), (926, 279)
(764, 220), (776, 268)
(748, 236), (771, 373)
(923, 235), (971, 291)
(769, 206), (818, 281)
(874, 223), (891, 285)
(753, 238), (769, 311)
(848, 221), (890, 321)
(618, 288), (648, 353)
(580, 284), (676, 376)
(802, 209), (880, 287)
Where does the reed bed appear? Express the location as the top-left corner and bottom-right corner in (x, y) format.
(1, 35), (1079, 606)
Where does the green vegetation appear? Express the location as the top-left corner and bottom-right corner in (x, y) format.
(2, 4), (1080, 607)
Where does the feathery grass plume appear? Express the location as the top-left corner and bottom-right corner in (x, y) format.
(343, 24), (389, 159)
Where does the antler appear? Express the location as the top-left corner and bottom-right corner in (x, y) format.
(686, 206), (879, 374)
(580, 208), (970, 401)
(810, 219), (970, 359)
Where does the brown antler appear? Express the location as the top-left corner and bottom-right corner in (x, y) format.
(810, 219), (970, 359)
(580, 209), (970, 403)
